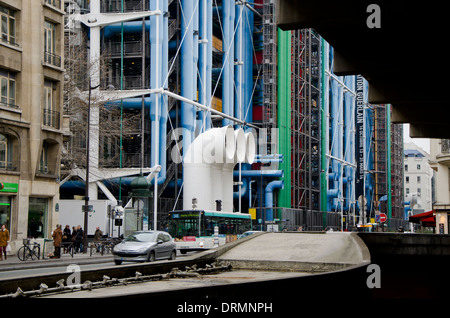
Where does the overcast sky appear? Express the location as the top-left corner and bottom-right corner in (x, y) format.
(403, 124), (430, 154)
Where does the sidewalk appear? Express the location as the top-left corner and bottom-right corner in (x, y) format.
(0, 250), (113, 272)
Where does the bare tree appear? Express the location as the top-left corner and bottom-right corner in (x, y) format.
(61, 32), (142, 180)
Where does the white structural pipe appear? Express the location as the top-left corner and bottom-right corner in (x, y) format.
(183, 126), (255, 211)
(163, 90), (258, 129)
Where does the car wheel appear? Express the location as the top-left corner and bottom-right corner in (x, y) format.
(147, 251), (155, 262)
(114, 260), (122, 265)
(169, 250), (176, 260)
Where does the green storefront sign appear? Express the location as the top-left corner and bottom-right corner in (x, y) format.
(0, 182), (19, 193)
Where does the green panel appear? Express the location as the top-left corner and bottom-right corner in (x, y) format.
(277, 28), (291, 209)
(386, 104), (392, 222)
(0, 182), (18, 193)
(320, 38), (328, 213)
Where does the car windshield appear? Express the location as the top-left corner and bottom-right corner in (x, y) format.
(124, 232), (156, 243)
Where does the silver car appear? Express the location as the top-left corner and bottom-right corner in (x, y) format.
(113, 231), (176, 265)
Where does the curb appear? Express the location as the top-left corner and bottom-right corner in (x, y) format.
(0, 255), (113, 272)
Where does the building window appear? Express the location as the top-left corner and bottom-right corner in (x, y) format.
(417, 164), (421, 170)
(44, 0), (61, 9)
(0, 69), (16, 108)
(405, 176), (409, 183)
(405, 164), (408, 172)
(406, 188), (409, 195)
(43, 80), (60, 129)
(417, 188), (421, 196)
(39, 141), (49, 173)
(0, 196), (11, 231)
(0, 5), (17, 46)
(28, 198), (48, 238)
(0, 133), (12, 170)
(417, 176), (421, 183)
(44, 21), (61, 67)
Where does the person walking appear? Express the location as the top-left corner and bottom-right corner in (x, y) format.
(0, 224), (10, 260)
(52, 224), (63, 258)
(94, 226), (103, 252)
(75, 225), (83, 253)
(62, 225), (71, 253)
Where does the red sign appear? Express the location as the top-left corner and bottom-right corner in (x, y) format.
(379, 213), (387, 223)
(182, 236), (196, 242)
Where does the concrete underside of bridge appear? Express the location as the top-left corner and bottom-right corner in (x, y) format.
(276, 0), (449, 139)
(4, 232), (450, 302)
(33, 232), (450, 300)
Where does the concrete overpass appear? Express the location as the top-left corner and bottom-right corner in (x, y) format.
(277, 0), (449, 139)
(2, 232), (450, 300)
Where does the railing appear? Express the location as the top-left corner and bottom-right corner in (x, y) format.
(0, 160), (18, 171)
(44, 0), (61, 9)
(43, 109), (60, 129)
(0, 37), (19, 48)
(101, 0), (149, 12)
(44, 51), (62, 68)
(441, 139), (450, 154)
(104, 41), (150, 57)
(0, 101), (19, 109)
(254, 207), (342, 232)
(104, 75), (150, 90)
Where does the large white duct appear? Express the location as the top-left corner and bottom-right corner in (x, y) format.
(183, 126), (255, 211)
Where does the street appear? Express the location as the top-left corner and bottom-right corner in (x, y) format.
(0, 250), (198, 280)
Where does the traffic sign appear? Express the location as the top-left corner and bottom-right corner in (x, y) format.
(379, 213), (387, 223)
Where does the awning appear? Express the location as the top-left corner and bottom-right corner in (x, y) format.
(409, 211), (435, 227)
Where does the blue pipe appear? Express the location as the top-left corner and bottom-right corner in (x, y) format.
(234, 3), (253, 127)
(234, 3), (243, 124)
(233, 170), (283, 178)
(206, 0), (213, 129)
(103, 21), (150, 38)
(343, 76), (355, 212)
(265, 180), (283, 221)
(149, 0), (168, 185)
(181, 0), (196, 153)
(233, 178), (248, 199)
(106, 98), (151, 109)
(329, 59), (343, 211)
(245, 4), (253, 126)
(198, 0), (212, 131)
(222, 0), (234, 126)
(363, 78), (373, 213)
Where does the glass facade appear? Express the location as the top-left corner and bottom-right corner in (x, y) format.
(28, 197), (48, 238)
(0, 195), (11, 230)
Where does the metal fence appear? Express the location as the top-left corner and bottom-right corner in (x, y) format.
(252, 207), (342, 232)
(251, 207), (410, 232)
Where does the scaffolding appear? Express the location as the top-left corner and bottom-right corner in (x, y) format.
(262, 0), (277, 155)
(290, 29), (321, 211)
(373, 105), (404, 221)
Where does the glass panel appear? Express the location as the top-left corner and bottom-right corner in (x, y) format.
(8, 79), (14, 104)
(28, 198), (48, 238)
(9, 17), (14, 44)
(0, 196), (11, 231)
(0, 137), (6, 167)
(1, 15), (7, 40)
(1, 78), (7, 104)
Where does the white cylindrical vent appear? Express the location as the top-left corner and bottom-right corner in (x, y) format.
(245, 132), (256, 164)
(235, 128), (246, 163)
(183, 126), (257, 212)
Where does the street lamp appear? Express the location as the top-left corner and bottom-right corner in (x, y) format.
(83, 81), (100, 253)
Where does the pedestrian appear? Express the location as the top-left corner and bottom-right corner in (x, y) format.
(70, 226), (77, 253)
(62, 225), (71, 253)
(94, 226), (103, 252)
(0, 224), (10, 260)
(52, 224), (63, 258)
(75, 225), (83, 253)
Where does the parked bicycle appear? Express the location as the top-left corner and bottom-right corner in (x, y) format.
(17, 238), (41, 261)
(89, 238), (121, 256)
